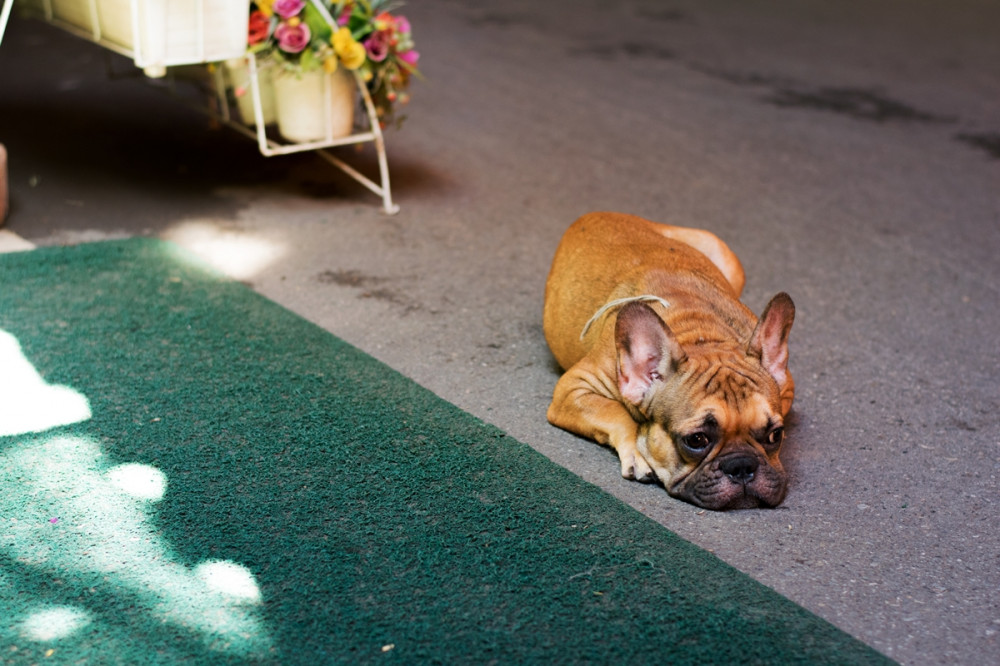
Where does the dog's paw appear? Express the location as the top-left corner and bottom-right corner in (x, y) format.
(620, 451), (655, 483)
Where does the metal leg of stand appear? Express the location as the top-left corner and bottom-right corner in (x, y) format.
(243, 55), (399, 215)
(1, 1), (14, 224)
(0, 143), (8, 225)
(354, 71), (399, 215)
(246, 55), (272, 158)
(0, 0), (15, 48)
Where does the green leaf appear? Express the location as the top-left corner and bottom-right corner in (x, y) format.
(300, 48), (318, 72)
(303, 3), (333, 44)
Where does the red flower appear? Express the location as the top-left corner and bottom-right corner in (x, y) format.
(248, 10), (270, 45)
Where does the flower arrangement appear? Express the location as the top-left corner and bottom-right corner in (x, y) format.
(247, 0), (420, 126)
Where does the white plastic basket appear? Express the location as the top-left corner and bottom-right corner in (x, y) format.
(21, 0), (249, 76)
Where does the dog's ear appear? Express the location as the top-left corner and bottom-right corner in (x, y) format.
(615, 302), (686, 406)
(748, 292), (795, 391)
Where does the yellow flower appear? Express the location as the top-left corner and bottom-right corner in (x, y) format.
(257, 0), (274, 18)
(332, 27), (353, 53)
(323, 56), (339, 73)
(341, 42), (366, 70)
(332, 27), (366, 70)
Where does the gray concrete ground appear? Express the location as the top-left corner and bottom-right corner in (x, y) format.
(2, 1), (998, 663)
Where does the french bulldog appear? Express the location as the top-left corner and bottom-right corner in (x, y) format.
(543, 212), (795, 509)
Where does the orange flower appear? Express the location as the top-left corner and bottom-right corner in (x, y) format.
(373, 11), (394, 32)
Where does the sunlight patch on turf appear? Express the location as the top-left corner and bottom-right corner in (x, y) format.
(0, 329), (91, 436)
(18, 605), (93, 641)
(0, 329), (273, 657)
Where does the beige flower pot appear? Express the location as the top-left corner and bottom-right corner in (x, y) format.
(273, 69), (356, 144)
(224, 59), (277, 127)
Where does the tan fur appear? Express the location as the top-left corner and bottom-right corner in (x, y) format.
(543, 212), (795, 510)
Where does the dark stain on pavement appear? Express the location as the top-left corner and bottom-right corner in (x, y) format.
(570, 42), (675, 61)
(690, 66), (791, 88)
(765, 87), (952, 124)
(634, 8), (690, 23)
(955, 132), (1000, 160)
(317, 269), (384, 288)
(467, 13), (535, 28)
(693, 66), (953, 125)
(691, 65), (1000, 160)
(316, 270), (421, 312)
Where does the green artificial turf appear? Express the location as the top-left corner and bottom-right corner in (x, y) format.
(0, 239), (892, 664)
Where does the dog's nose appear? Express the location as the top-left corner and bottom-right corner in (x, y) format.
(720, 455), (758, 483)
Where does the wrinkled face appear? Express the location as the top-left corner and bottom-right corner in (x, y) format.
(637, 358), (788, 510)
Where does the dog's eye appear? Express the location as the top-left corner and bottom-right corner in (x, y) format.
(682, 432), (711, 452)
(766, 427), (784, 448)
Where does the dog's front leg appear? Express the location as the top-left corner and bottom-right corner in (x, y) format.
(547, 362), (655, 482)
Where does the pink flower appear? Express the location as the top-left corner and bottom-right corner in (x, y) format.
(272, 0), (306, 19)
(338, 3), (354, 26)
(395, 16), (411, 35)
(365, 30), (390, 62)
(275, 21), (311, 53)
(398, 49), (420, 67)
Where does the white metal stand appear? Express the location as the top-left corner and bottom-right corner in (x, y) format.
(0, 0), (400, 214)
(0, 0), (14, 48)
(210, 56), (399, 215)
(1, 0), (14, 224)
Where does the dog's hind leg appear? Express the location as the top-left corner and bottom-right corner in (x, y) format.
(651, 223), (746, 296)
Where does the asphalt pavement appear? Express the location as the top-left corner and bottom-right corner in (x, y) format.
(1, 1), (998, 664)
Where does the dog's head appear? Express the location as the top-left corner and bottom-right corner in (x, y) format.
(615, 294), (795, 510)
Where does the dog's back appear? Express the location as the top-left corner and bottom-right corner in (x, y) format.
(543, 212), (743, 369)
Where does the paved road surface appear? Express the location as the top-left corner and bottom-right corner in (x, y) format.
(2, 2), (998, 663)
